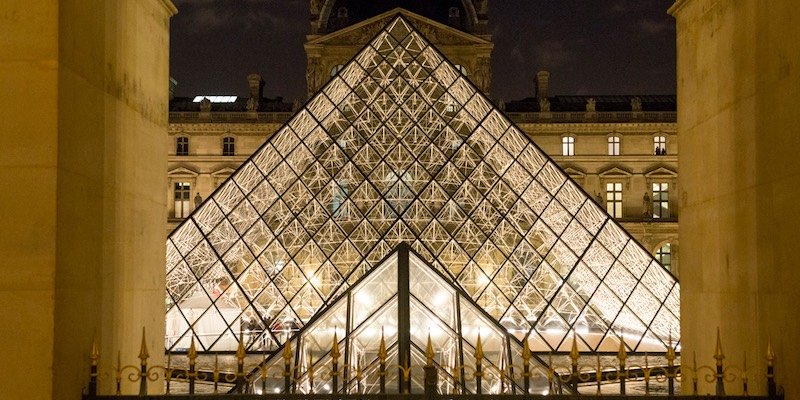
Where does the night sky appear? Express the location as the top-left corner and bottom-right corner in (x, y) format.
(169, 0), (676, 102)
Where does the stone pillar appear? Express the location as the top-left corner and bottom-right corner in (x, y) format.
(670, 0), (800, 396)
(0, 0), (176, 398)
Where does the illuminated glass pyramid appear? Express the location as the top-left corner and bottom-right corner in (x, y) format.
(165, 15), (680, 356)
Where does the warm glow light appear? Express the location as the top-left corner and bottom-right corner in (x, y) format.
(192, 95), (237, 103)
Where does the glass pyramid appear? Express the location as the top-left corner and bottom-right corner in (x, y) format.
(165, 15), (680, 356)
(252, 245), (551, 394)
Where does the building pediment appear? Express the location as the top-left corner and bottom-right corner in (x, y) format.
(307, 8), (491, 47)
(599, 166), (633, 178)
(645, 166), (678, 179)
(167, 167), (198, 177)
(211, 167), (236, 177)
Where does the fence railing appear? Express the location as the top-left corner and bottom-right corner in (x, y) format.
(83, 329), (780, 399)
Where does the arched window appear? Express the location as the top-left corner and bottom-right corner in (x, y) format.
(337, 7), (348, 19)
(330, 64), (344, 77)
(656, 243), (672, 272)
(454, 64), (468, 76)
(654, 136), (667, 155)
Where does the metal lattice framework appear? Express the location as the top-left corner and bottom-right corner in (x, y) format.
(165, 16), (680, 355)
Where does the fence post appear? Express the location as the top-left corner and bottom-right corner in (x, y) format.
(356, 359), (363, 394)
(475, 333), (483, 395)
(379, 329), (387, 394)
(138, 328), (149, 396)
(236, 332), (246, 393)
(618, 336), (627, 395)
(188, 337), (197, 395)
(165, 351), (172, 395)
(714, 328), (726, 396)
(767, 338), (777, 398)
(308, 351), (315, 394)
(283, 338), (293, 393)
(522, 339), (531, 394)
(569, 333), (580, 391)
(88, 339), (99, 398)
(424, 334), (438, 399)
(666, 334), (676, 397)
(331, 332), (340, 393)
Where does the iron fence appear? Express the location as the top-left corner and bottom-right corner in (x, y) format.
(83, 329), (781, 399)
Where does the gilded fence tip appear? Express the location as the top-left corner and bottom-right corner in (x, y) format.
(714, 327), (725, 365)
(766, 336), (775, 365)
(90, 337), (99, 365)
(332, 331), (340, 359)
(426, 332), (434, 366)
(236, 331), (246, 361)
(522, 337), (531, 362)
(618, 335), (628, 364)
(475, 332), (484, 360)
(282, 337), (293, 363)
(666, 333), (676, 362)
(379, 327), (387, 361)
(138, 327), (149, 364)
(188, 336), (197, 365)
(569, 332), (579, 365)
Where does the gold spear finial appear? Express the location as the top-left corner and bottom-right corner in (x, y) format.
(569, 331), (579, 365)
(188, 336), (198, 366)
(714, 327), (725, 365)
(283, 337), (293, 364)
(426, 332), (434, 366)
(475, 332), (484, 360)
(618, 334), (628, 364)
(666, 332), (676, 363)
(522, 337), (531, 362)
(331, 330), (340, 359)
(236, 331), (246, 362)
(766, 336), (775, 366)
(138, 327), (149, 365)
(90, 337), (99, 366)
(378, 327), (387, 361)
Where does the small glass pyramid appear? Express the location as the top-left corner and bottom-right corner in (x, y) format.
(252, 245), (552, 394)
(165, 15), (680, 356)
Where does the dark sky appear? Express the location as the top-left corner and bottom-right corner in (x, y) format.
(170, 0), (676, 102)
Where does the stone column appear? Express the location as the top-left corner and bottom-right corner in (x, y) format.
(670, 0), (800, 396)
(0, 0), (176, 398)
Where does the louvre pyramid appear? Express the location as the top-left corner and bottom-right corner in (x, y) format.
(165, 15), (680, 355)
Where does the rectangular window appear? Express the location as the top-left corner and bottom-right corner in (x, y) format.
(606, 182), (623, 218)
(174, 182), (191, 218)
(176, 137), (189, 156)
(223, 137), (235, 156)
(654, 136), (666, 155)
(608, 136), (620, 156)
(652, 182), (669, 218)
(562, 136), (575, 156)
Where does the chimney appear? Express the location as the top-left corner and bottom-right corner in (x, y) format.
(535, 70), (550, 99)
